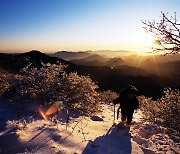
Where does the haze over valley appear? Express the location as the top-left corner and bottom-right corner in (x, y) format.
(1, 50), (179, 99)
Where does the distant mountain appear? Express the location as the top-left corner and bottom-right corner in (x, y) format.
(0, 50), (74, 72)
(82, 54), (110, 62)
(131, 58), (180, 77)
(163, 60), (180, 69)
(69, 54), (110, 66)
(87, 50), (133, 57)
(104, 57), (126, 67)
(154, 54), (180, 63)
(70, 59), (104, 66)
(1, 50), (179, 99)
(125, 54), (180, 66)
(114, 65), (148, 76)
(49, 51), (91, 61)
(160, 60), (180, 76)
(70, 56), (126, 68)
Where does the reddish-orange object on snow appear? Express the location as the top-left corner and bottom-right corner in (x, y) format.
(46, 102), (60, 116)
(39, 108), (48, 120)
(39, 102), (61, 120)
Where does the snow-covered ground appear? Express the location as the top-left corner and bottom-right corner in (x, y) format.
(0, 100), (179, 154)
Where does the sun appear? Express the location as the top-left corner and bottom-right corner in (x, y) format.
(136, 31), (156, 55)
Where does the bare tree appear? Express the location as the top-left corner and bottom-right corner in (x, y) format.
(142, 12), (180, 55)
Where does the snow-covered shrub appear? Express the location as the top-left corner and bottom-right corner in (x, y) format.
(0, 74), (9, 96)
(7, 63), (110, 114)
(0, 70), (16, 97)
(138, 96), (158, 121)
(60, 72), (102, 114)
(7, 63), (65, 103)
(139, 88), (180, 134)
(100, 90), (119, 105)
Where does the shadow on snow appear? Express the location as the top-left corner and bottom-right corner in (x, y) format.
(82, 122), (132, 154)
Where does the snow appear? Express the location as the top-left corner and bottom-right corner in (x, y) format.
(0, 100), (179, 154)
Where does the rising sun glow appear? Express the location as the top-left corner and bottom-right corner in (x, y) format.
(136, 32), (156, 55)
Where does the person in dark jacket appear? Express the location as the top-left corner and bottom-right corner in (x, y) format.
(113, 85), (139, 127)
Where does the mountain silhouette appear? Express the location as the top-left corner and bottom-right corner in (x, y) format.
(105, 57), (126, 67)
(82, 54), (110, 62)
(1, 50), (179, 99)
(0, 50), (75, 72)
(70, 59), (104, 66)
(50, 51), (91, 61)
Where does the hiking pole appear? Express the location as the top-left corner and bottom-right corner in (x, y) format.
(117, 106), (120, 120)
(113, 104), (116, 125)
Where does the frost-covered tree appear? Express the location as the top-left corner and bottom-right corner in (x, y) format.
(60, 72), (102, 114)
(8, 63), (65, 103)
(139, 88), (180, 134)
(0, 70), (15, 97)
(100, 90), (119, 105)
(0, 74), (10, 96)
(7, 63), (116, 114)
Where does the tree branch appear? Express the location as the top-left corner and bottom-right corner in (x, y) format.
(142, 12), (180, 55)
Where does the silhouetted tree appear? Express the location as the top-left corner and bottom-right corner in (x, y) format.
(142, 12), (180, 55)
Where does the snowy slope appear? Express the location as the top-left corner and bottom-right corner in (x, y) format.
(0, 100), (179, 154)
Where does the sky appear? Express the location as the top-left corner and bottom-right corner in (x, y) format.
(0, 0), (180, 54)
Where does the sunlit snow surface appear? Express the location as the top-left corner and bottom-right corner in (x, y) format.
(0, 101), (179, 154)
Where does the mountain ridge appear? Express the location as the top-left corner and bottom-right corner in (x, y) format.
(1, 50), (179, 99)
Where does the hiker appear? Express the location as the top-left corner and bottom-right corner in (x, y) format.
(113, 85), (139, 127)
